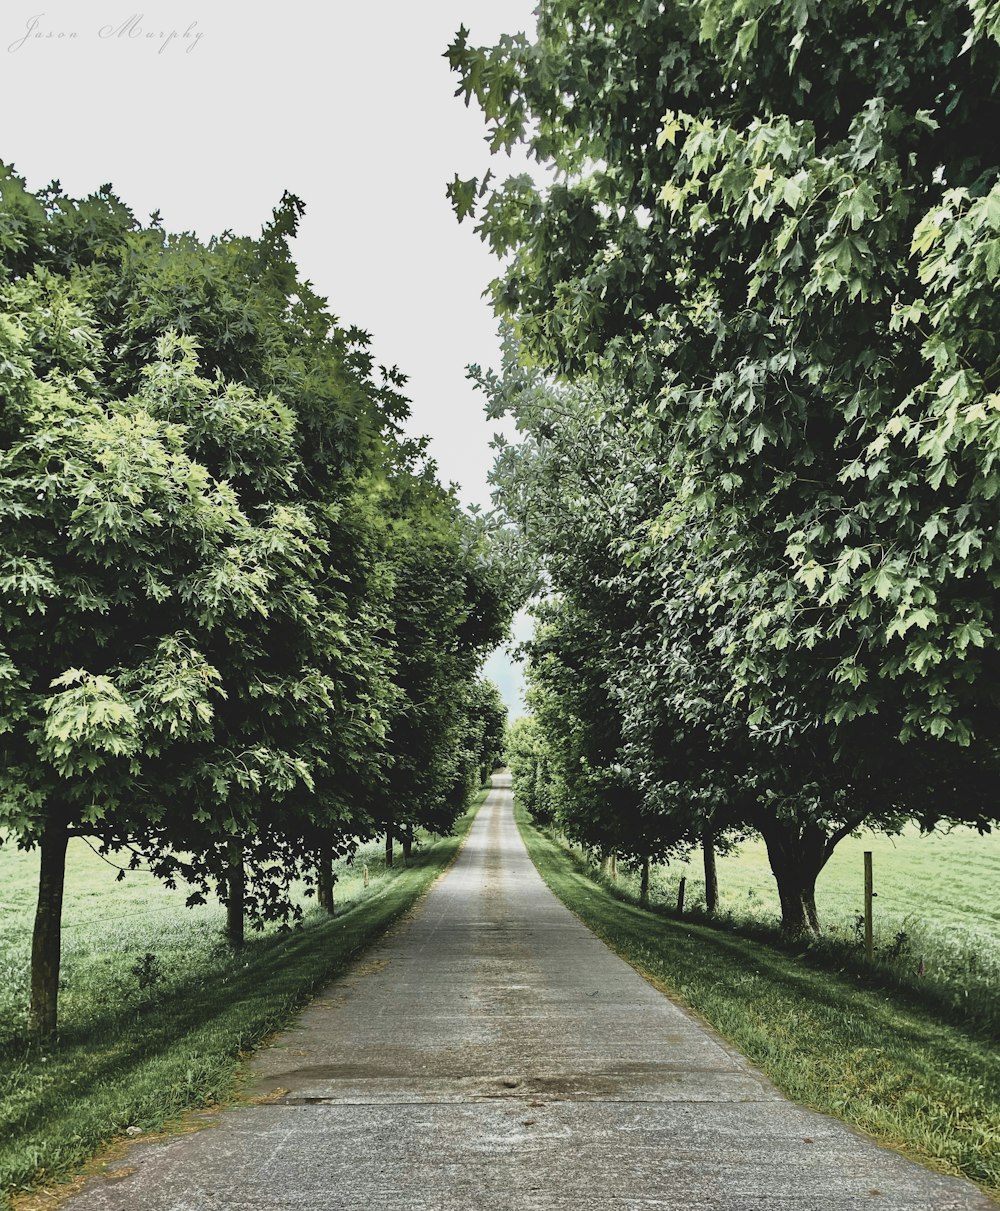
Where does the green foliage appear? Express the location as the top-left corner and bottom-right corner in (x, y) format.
(506, 715), (551, 821)
(464, 679), (507, 784)
(453, 1), (1000, 932)
(378, 471), (513, 839)
(0, 162), (515, 1031)
(0, 286), (249, 844)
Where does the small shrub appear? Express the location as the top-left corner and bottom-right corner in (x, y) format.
(129, 953), (164, 992)
(882, 929), (911, 963)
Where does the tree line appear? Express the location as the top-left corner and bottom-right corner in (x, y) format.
(450, 0), (1000, 931)
(0, 166), (510, 1036)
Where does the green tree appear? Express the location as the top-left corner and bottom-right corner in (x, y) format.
(465, 678), (508, 784)
(506, 714), (551, 820)
(380, 467), (513, 858)
(105, 192), (406, 945)
(451, 2), (1000, 931)
(1, 165), (509, 1031)
(0, 267), (267, 1033)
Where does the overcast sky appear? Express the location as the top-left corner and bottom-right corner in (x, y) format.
(1, 0), (535, 710)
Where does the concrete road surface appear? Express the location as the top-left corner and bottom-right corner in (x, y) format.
(63, 774), (994, 1209)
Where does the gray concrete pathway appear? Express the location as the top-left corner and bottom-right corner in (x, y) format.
(64, 775), (993, 1209)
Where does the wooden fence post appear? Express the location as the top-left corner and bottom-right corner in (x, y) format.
(676, 876), (687, 916)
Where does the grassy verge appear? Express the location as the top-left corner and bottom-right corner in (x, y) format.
(515, 800), (1000, 1203)
(0, 791), (484, 1209)
(615, 823), (1000, 1029)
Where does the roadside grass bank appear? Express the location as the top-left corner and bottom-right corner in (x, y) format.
(617, 825), (1000, 1027)
(0, 792), (485, 1209)
(515, 800), (1000, 1202)
(575, 825), (1000, 1043)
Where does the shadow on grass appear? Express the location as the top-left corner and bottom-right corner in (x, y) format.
(547, 826), (1000, 1044)
(519, 808), (1000, 1196)
(0, 814), (475, 1198)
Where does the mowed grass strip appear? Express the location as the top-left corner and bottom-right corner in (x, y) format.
(515, 801), (1000, 1203)
(0, 793), (484, 1209)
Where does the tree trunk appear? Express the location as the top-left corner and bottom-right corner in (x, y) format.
(702, 821), (719, 915)
(385, 827), (394, 869)
(803, 885), (820, 934)
(760, 820), (828, 936)
(609, 852), (618, 882)
(401, 826), (413, 864)
(640, 856), (651, 909)
(30, 813), (70, 1037)
(317, 844), (335, 916)
(226, 842), (245, 948)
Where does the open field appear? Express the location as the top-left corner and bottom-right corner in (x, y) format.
(0, 793), (484, 1209)
(517, 802), (1000, 1202)
(645, 824), (1000, 943)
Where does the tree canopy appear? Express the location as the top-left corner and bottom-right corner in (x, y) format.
(0, 164), (513, 1033)
(452, 0), (1000, 931)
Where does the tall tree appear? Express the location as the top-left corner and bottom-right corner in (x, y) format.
(1, 165), (511, 1033)
(451, 2), (1000, 930)
(0, 256), (264, 1032)
(380, 465), (513, 843)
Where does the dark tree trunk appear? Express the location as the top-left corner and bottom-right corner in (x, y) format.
(385, 827), (394, 869)
(702, 821), (719, 915)
(30, 813), (70, 1037)
(640, 856), (651, 908)
(317, 844), (335, 916)
(759, 819), (829, 936)
(401, 826), (413, 864)
(226, 842), (245, 948)
(803, 886), (821, 934)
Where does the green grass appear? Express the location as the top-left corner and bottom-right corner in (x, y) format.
(593, 823), (1000, 1039)
(517, 801), (1000, 1203)
(0, 792), (484, 1209)
(641, 821), (1000, 946)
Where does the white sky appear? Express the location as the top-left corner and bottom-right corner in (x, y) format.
(1, 0), (535, 508)
(0, 0), (534, 710)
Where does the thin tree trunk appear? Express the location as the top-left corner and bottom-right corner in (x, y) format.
(702, 821), (719, 915)
(30, 813), (70, 1037)
(385, 827), (394, 869)
(609, 852), (618, 882)
(317, 844), (335, 916)
(401, 826), (413, 864)
(226, 842), (245, 948)
(640, 856), (651, 909)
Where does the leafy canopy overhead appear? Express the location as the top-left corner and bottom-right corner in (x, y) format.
(453, 1), (1000, 931)
(450, 0), (1000, 752)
